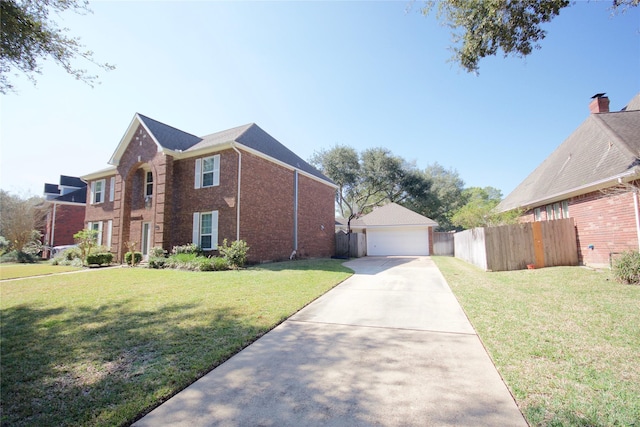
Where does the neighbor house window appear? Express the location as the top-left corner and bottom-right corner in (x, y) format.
(145, 171), (153, 196)
(545, 205), (553, 220)
(562, 201), (569, 218)
(91, 179), (106, 204)
(194, 155), (220, 189)
(192, 211), (218, 250)
(534, 208), (541, 221)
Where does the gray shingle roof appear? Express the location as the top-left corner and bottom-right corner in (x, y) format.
(359, 203), (438, 227)
(137, 115), (333, 185)
(497, 93), (640, 212)
(138, 114), (203, 151)
(55, 187), (87, 204)
(59, 175), (85, 188)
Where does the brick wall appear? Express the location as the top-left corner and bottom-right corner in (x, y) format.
(52, 204), (86, 245)
(238, 152), (296, 262)
(170, 149), (239, 253)
(520, 188), (639, 267)
(571, 190), (638, 267)
(297, 173), (335, 258)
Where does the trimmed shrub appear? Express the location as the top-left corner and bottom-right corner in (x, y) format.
(148, 257), (167, 269)
(212, 257), (229, 271)
(172, 243), (202, 256)
(125, 251), (143, 266)
(612, 250), (640, 285)
(219, 239), (249, 269)
(150, 246), (166, 258)
(0, 250), (37, 264)
(196, 256), (229, 272)
(86, 252), (113, 266)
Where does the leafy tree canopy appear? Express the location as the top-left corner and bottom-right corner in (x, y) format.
(422, 0), (638, 73)
(451, 186), (520, 229)
(0, 0), (114, 93)
(406, 162), (465, 231)
(310, 146), (432, 221)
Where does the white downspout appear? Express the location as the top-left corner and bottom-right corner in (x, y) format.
(231, 143), (242, 240)
(50, 202), (58, 256)
(293, 170), (299, 252)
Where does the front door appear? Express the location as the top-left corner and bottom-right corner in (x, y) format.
(142, 222), (151, 261)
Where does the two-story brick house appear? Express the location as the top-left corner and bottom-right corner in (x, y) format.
(497, 93), (640, 267)
(82, 114), (337, 263)
(42, 175), (87, 258)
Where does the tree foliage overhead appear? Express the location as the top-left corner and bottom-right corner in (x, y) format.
(422, 0), (638, 73)
(406, 162), (465, 231)
(0, 0), (114, 93)
(310, 145), (432, 221)
(451, 186), (521, 229)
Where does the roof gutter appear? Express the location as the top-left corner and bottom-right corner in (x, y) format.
(500, 167), (640, 212)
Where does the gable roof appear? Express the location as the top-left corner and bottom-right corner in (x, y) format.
(137, 114), (202, 151)
(497, 93), (640, 212)
(107, 114), (334, 186)
(359, 203), (438, 227)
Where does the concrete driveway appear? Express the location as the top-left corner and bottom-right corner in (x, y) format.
(134, 256), (527, 427)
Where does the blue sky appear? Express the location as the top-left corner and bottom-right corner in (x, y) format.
(1, 1), (638, 199)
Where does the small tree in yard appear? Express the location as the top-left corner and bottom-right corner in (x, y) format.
(219, 239), (249, 269)
(73, 229), (98, 266)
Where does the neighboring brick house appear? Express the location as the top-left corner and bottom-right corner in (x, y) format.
(497, 93), (640, 267)
(42, 175), (87, 258)
(81, 114), (336, 263)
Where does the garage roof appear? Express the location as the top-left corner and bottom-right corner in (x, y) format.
(360, 203), (438, 227)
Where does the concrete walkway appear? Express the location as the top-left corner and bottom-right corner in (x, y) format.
(134, 256), (528, 427)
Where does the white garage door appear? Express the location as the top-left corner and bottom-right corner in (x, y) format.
(367, 227), (429, 256)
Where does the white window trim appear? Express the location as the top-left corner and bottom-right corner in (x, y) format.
(106, 220), (113, 249)
(109, 177), (115, 202)
(91, 179), (106, 205)
(192, 210), (219, 250)
(88, 221), (103, 246)
(194, 155), (220, 189)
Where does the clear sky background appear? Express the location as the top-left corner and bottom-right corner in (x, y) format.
(1, 1), (639, 199)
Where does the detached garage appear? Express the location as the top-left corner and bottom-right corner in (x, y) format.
(356, 203), (438, 256)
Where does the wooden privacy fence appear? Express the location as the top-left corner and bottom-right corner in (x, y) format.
(454, 218), (578, 271)
(335, 231), (366, 258)
(433, 232), (455, 256)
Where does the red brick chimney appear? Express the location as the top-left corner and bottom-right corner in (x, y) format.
(589, 93), (610, 113)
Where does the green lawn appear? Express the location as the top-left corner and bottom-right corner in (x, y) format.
(0, 259), (353, 427)
(0, 263), (82, 280)
(433, 256), (640, 427)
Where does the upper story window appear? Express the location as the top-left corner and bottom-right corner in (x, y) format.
(194, 154), (220, 189)
(91, 179), (105, 204)
(145, 171), (153, 196)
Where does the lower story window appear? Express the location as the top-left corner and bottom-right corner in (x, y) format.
(192, 210), (218, 250)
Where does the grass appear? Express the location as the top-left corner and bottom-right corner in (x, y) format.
(432, 256), (640, 427)
(0, 263), (82, 280)
(0, 259), (353, 427)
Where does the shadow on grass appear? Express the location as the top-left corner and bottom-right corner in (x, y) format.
(0, 301), (267, 427)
